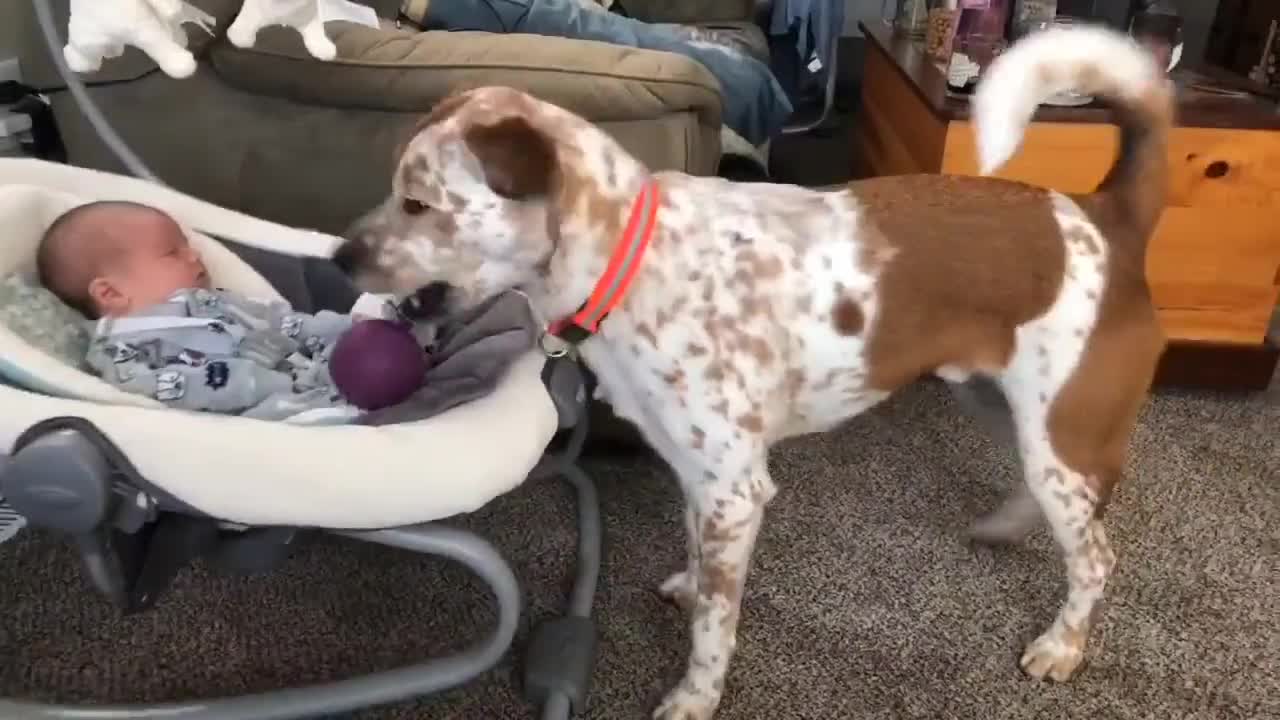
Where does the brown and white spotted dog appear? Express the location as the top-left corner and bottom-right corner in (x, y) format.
(337, 25), (1173, 720)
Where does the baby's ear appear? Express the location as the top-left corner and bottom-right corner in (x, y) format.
(87, 277), (125, 316)
(462, 116), (557, 200)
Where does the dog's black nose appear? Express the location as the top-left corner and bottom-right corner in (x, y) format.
(331, 240), (367, 274)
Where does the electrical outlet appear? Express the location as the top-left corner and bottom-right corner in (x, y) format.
(0, 57), (23, 85)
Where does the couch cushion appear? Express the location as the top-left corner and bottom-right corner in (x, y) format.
(209, 22), (722, 127)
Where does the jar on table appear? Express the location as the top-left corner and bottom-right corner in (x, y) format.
(950, 0), (1011, 48)
(1011, 0), (1057, 39)
(894, 0), (930, 39)
(924, 0), (960, 63)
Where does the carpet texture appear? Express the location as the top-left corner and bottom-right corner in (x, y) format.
(2, 372), (1276, 719)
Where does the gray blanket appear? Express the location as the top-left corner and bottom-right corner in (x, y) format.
(358, 291), (539, 426)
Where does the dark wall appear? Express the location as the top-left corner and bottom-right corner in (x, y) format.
(1056, 0), (1221, 64)
(1178, 0), (1224, 66)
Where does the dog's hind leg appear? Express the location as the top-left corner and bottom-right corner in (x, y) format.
(1006, 434), (1117, 682)
(998, 346), (1152, 683)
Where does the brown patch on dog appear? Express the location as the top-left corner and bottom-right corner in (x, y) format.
(398, 155), (431, 195)
(848, 175), (1067, 390)
(1044, 209), (1166, 514)
(550, 151), (639, 260)
(832, 297), (864, 336)
(736, 413), (764, 433)
(756, 255), (784, 279)
(636, 322), (659, 347)
(743, 336), (775, 366)
(1042, 72), (1174, 513)
(1079, 81), (1174, 256)
(463, 116), (557, 199)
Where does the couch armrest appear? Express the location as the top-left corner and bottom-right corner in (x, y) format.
(209, 22), (723, 129)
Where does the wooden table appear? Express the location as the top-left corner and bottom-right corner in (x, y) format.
(852, 20), (1280, 391)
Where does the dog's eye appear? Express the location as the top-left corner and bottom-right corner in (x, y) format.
(401, 198), (429, 216)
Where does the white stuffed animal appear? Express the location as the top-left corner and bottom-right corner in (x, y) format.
(64, 0), (216, 79)
(227, 0), (335, 61)
(226, 0), (380, 61)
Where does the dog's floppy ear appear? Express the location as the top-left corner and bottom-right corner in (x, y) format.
(462, 116), (557, 200)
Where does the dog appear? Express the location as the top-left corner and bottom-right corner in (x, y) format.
(336, 24), (1173, 720)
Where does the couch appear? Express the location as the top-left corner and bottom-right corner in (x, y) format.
(14, 0), (738, 236)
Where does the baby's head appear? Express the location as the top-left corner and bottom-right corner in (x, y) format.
(37, 201), (210, 319)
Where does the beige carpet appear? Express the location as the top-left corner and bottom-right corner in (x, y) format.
(2, 372), (1276, 720)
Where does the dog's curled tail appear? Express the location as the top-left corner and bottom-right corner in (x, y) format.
(972, 24), (1174, 242)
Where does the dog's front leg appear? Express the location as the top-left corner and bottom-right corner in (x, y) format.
(655, 452), (774, 720)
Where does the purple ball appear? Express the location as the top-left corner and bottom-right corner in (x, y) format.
(330, 319), (427, 411)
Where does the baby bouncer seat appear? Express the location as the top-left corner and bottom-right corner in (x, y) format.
(0, 158), (602, 720)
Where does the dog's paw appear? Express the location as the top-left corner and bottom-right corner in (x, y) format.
(658, 571), (696, 612)
(653, 686), (718, 720)
(1020, 630), (1085, 682)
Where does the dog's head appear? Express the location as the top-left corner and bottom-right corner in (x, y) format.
(336, 86), (646, 319)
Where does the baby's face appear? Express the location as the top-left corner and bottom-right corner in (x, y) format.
(92, 214), (210, 316)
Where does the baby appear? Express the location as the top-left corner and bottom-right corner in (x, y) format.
(37, 200), (404, 424)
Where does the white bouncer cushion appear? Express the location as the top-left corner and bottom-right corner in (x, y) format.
(0, 159), (558, 529)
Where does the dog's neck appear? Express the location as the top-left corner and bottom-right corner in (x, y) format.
(527, 137), (652, 328)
